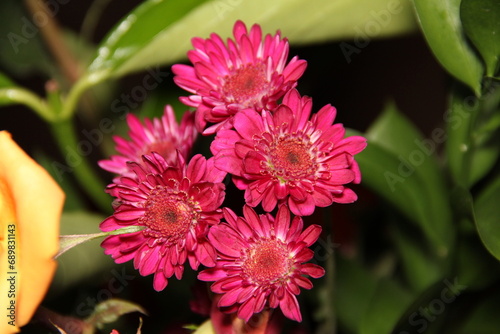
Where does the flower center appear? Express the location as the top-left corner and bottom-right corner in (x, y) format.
(140, 186), (198, 244)
(222, 63), (269, 106)
(242, 238), (292, 285)
(267, 135), (318, 183)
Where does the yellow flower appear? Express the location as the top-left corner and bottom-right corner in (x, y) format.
(0, 131), (64, 333)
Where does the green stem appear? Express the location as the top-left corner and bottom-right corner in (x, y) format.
(50, 118), (111, 213)
(0, 87), (55, 121)
(59, 71), (109, 120)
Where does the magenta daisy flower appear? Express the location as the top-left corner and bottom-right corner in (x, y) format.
(198, 205), (324, 322)
(211, 89), (367, 216)
(98, 105), (197, 180)
(172, 20), (307, 134)
(100, 152), (226, 291)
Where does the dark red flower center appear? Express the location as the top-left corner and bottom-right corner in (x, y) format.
(222, 63), (270, 106)
(140, 186), (199, 244)
(267, 135), (318, 183)
(242, 238), (293, 285)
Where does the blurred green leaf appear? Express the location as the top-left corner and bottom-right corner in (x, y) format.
(85, 298), (146, 330)
(412, 0), (483, 95)
(0, 72), (15, 87)
(360, 278), (413, 334)
(469, 137), (500, 184)
(86, 0), (417, 80)
(87, 0), (208, 78)
(352, 104), (454, 257)
(446, 84), (500, 188)
(474, 175), (500, 260)
(454, 288), (500, 334)
(334, 256), (378, 333)
(391, 222), (443, 293)
(54, 211), (113, 291)
(456, 233), (500, 290)
(394, 278), (467, 334)
(445, 87), (478, 187)
(461, 0), (500, 77)
(0, 0), (57, 77)
(451, 187), (500, 290)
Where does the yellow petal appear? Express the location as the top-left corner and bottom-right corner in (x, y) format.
(0, 131), (65, 332)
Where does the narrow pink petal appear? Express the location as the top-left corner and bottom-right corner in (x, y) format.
(238, 296), (258, 322)
(328, 169), (355, 185)
(219, 288), (243, 307)
(153, 271), (168, 291)
(301, 263), (326, 278)
(187, 154), (207, 183)
(288, 194), (315, 216)
(312, 187), (334, 207)
(274, 204), (291, 240)
(279, 292), (302, 322)
(139, 246), (161, 276)
(283, 59), (307, 81)
(194, 241), (216, 268)
(198, 267), (228, 282)
(335, 136), (368, 155)
(332, 187), (358, 203)
(298, 224), (322, 246)
(233, 109), (264, 140)
(209, 225), (246, 257)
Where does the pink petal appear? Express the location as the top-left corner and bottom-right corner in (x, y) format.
(279, 291), (302, 322)
(298, 224), (322, 246)
(198, 267), (228, 281)
(153, 271), (168, 291)
(301, 263), (326, 278)
(288, 194), (315, 216)
(209, 225), (246, 257)
(336, 136), (368, 155)
(233, 109), (263, 139)
(332, 187), (358, 203)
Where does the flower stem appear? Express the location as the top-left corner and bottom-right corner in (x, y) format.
(50, 118), (111, 213)
(0, 87), (55, 122)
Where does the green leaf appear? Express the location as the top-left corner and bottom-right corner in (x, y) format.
(390, 222), (443, 292)
(57, 225), (144, 258)
(85, 298), (147, 329)
(87, 0), (417, 79)
(334, 256), (378, 333)
(445, 87), (478, 187)
(0, 72), (15, 88)
(0, 0), (58, 78)
(454, 288), (500, 334)
(474, 175), (500, 260)
(192, 320), (215, 334)
(87, 0), (209, 78)
(352, 104), (454, 256)
(461, 0), (500, 77)
(359, 278), (413, 334)
(412, 0), (483, 95)
(394, 278), (467, 334)
(54, 211), (113, 291)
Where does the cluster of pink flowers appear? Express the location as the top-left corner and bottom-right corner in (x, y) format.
(99, 21), (366, 324)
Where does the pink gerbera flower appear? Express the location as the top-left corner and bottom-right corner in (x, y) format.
(198, 205), (324, 322)
(98, 105), (197, 180)
(211, 89), (367, 216)
(172, 20), (307, 134)
(100, 152), (226, 291)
